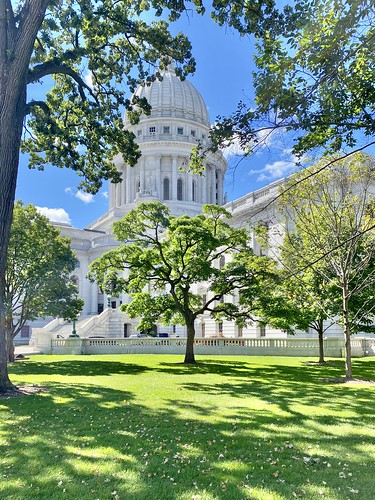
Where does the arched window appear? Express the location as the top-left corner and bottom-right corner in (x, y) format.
(71, 275), (79, 289)
(192, 180), (197, 202)
(163, 177), (170, 200)
(201, 322), (205, 338)
(177, 178), (183, 201)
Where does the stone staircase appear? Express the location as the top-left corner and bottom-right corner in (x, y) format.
(31, 309), (136, 349)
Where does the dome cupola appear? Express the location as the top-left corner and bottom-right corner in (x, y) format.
(106, 64), (227, 219)
(124, 63), (210, 127)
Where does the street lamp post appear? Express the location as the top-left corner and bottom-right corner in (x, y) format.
(69, 317), (79, 337)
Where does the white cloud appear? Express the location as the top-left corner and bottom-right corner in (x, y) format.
(250, 148), (301, 181)
(36, 207), (71, 224)
(254, 158), (299, 182)
(221, 127), (288, 160)
(101, 191), (108, 199)
(65, 186), (95, 204)
(222, 138), (247, 159)
(76, 191), (94, 204)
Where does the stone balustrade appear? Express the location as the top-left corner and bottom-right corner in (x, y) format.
(42, 336), (375, 357)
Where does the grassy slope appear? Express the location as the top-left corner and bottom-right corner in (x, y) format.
(0, 355), (374, 499)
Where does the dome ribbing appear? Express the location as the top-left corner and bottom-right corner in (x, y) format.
(125, 66), (210, 127)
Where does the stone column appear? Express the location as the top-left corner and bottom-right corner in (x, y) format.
(90, 282), (98, 315)
(171, 155), (177, 200)
(109, 182), (116, 209)
(206, 165), (212, 203)
(125, 165), (130, 205)
(155, 154), (161, 198)
(115, 183), (121, 207)
(187, 173), (193, 202)
(211, 166), (216, 204)
(140, 157), (145, 193)
(202, 165), (207, 204)
(218, 169), (224, 205)
(129, 163), (136, 202)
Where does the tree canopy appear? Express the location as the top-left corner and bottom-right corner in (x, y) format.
(89, 201), (275, 363)
(277, 153), (375, 379)
(5, 202), (83, 362)
(21, 1), (197, 192)
(209, 0), (375, 161)
(0, 0), (204, 392)
(257, 231), (337, 363)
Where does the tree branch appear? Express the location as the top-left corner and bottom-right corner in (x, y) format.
(24, 99), (50, 116)
(27, 61), (98, 103)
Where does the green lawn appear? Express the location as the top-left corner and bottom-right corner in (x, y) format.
(0, 355), (374, 499)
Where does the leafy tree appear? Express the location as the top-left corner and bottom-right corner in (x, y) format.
(209, 0), (375, 162)
(259, 236), (336, 364)
(89, 201), (274, 364)
(5, 202), (83, 362)
(277, 153), (375, 380)
(0, 0), (200, 391)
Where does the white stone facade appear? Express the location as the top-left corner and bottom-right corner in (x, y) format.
(28, 65), (292, 343)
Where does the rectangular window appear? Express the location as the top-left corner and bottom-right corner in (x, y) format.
(259, 323), (266, 337)
(163, 126), (170, 134)
(149, 126), (156, 135)
(20, 325), (30, 338)
(191, 130), (196, 137)
(137, 130), (142, 137)
(177, 127), (183, 135)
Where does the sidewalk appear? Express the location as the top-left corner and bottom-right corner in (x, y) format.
(14, 345), (41, 356)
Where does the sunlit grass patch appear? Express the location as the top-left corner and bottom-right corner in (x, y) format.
(0, 354), (374, 499)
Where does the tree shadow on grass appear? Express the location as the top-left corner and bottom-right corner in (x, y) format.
(157, 356), (374, 384)
(0, 380), (374, 500)
(351, 358), (375, 379)
(1, 358), (374, 499)
(10, 359), (150, 377)
(168, 359), (375, 421)
(156, 357), (348, 382)
(155, 358), (255, 377)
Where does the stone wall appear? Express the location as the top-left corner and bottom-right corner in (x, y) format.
(39, 336), (375, 358)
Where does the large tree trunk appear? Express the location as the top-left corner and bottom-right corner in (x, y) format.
(317, 318), (325, 364)
(0, 85), (21, 390)
(6, 322), (15, 363)
(7, 337), (15, 364)
(184, 320), (196, 364)
(342, 288), (352, 380)
(0, 1), (49, 392)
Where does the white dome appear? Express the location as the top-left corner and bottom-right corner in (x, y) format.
(126, 66), (210, 127)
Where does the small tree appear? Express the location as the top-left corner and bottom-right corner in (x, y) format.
(278, 153), (375, 379)
(259, 248), (336, 364)
(5, 202), (83, 362)
(89, 201), (274, 364)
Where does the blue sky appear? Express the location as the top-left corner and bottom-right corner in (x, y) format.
(16, 10), (298, 229)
